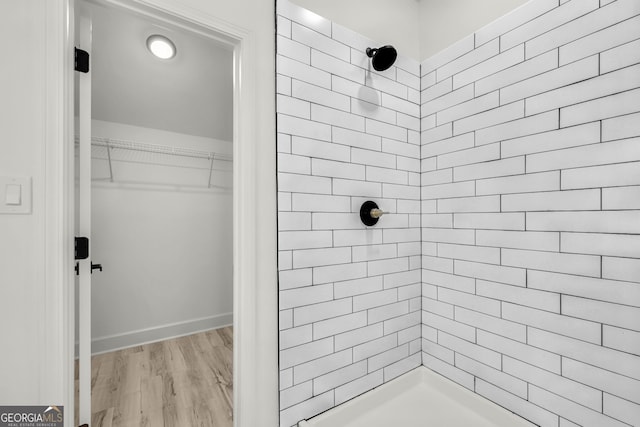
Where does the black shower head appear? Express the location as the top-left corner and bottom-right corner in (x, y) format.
(366, 45), (397, 71)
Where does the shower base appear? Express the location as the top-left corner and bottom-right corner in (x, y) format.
(299, 366), (535, 427)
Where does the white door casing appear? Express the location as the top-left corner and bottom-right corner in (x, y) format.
(63, 0), (279, 426)
(76, 8), (92, 425)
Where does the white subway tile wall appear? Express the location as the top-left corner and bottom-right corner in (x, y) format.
(278, 0), (640, 425)
(277, 1), (421, 425)
(421, 1), (640, 427)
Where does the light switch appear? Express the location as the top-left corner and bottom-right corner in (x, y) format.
(5, 184), (21, 205)
(0, 176), (31, 214)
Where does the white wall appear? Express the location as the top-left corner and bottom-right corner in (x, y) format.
(0, 0), (277, 424)
(290, 0), (421, 60)
(0, 0), (48, 404)
(89, 121), (233, 353)
(419, 0), (529, 60)
(276, 2), (422, 425)
(91, 119), (233, 155)
(420, 0), (640, 425)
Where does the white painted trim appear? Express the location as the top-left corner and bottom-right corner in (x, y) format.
(83, 313), (233, 355)
(77, 10), (93, 424)
(65, 2), (76, 423)
(59, 1), (279, 426)
(43, 0), (74, 412)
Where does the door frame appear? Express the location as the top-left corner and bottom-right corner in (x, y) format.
(45, 0), (279, 426)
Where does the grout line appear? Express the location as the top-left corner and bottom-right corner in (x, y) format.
(599, 120), (603, 143)
(560, 355), (563, 377)
(559, 168), (562, 190)
(559, 294), (563, 315)
(558, 232), (562, 253)
(600, 188), (603, 211)
(600, 256), (603, 279)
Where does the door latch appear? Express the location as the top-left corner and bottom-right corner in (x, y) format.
(75, 262), (103, 276)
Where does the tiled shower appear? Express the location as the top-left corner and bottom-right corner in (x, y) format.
(277, 0), (640, 426)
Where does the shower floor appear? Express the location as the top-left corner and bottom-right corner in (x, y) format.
(299, 366), (535, 427)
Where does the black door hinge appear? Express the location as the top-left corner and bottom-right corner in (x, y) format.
(75, 48), (89, 73)
(75, 237), (89, 260)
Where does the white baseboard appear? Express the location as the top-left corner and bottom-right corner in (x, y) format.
(75, 312), (233, 356)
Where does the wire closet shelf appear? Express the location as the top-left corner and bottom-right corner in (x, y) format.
(81, 136), (233, 189)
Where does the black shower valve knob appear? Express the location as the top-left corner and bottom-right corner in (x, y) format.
(360, 200), (387, 226)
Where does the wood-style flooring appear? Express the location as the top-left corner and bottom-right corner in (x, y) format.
(75, 327), (233, 427)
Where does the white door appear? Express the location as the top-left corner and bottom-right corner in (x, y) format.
(76, 9), (93, 427)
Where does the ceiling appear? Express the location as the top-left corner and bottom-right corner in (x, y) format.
(88, 2), (234, 141)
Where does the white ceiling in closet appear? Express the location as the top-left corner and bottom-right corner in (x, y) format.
(88, 2), (234, 141)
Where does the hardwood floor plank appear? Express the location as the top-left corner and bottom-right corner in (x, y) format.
(76, 327), (233, 427)
(208, 393), (234, 427)
(117, 352), (144, 398)
(92, 407), (114, 427)
(148, 341), (166, 377)
(164, 338), (188, 374)
(140, 375), (163, 427)
(92, 383), (119, 414)
(111, 391), (141, 427)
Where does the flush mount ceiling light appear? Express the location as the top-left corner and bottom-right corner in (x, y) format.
(146, 34), (176, 59)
